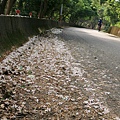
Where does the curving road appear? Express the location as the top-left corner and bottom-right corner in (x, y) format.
(59, 27), (120, 118)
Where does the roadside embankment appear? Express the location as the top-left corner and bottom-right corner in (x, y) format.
(108, 26), (120, 37)
(0, 16), (66, 59)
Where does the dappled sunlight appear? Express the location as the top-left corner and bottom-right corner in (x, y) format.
(76, 28), (120, 41)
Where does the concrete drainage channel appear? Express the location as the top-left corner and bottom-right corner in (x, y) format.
(0, 16), (69, 60)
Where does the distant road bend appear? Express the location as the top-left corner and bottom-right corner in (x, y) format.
(59, 27), (120, 118)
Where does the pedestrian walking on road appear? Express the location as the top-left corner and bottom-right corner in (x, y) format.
(98, 18), (102, 31)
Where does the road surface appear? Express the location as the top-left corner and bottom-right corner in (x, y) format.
(59, 27), (120, 118)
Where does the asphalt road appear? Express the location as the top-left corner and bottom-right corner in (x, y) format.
(59, 27), (120, 118)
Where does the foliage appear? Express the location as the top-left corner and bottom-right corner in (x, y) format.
(0, 0), (120, 27)
(115, 21), (120, 27)
(103, 0), (120, 26)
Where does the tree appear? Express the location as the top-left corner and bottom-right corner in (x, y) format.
(102, 0), (120, 25)
(0, 0), (8, 14)
(0, 0), (120, 28)
(38, 0), (48, 18)
(5, 0), (16, 15)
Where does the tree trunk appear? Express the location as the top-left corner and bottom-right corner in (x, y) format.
(42, 0), (47, 18)
(38, 0), (47, 18)
(38, 0), (43, 18)
(5, 0), (16, 15)
(0, 0), (8, 14)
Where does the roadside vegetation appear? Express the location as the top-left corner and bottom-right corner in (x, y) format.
(0, 0), (120, 29)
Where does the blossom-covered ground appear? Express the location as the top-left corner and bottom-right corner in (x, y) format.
(0, 28), (119, 120)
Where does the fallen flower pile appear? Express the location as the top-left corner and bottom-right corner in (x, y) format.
(0, 28), (118, 120)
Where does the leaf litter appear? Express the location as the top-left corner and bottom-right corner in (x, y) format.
(0, 28), (119, 120)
